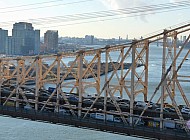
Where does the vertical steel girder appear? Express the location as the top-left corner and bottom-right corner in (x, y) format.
(77, 51), (83, 117)
(130, 42), (136, 126)
(160, 30), (167, 129)
(160, 31), (178, 103)
(56, 54), (61, 112)
(160, 30), (178, 129)
(120, 47), (124, 99)
(35, 56), (41, 110)
(104, 47), (109, 121)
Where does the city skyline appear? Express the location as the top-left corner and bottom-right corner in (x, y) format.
(0, 0), (190, 39)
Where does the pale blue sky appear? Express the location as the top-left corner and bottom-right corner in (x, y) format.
(0, 0), (190, 39)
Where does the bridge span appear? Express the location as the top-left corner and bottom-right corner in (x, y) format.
(0, 23), (190, 139)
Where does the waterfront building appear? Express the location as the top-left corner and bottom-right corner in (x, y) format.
(85, 35), (94, 45)
(183, 36), (187, 43)
(0, 28), (8, 54)
(6, 36), (16, 55)
(44, 30), (58, 52)
(34, 30), (40, 54)
(7, 22), (40, 55)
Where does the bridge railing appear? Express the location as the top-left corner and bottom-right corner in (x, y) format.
(0, 105), (189, 140)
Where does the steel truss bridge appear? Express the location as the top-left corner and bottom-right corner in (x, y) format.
(1, 23), (190, 139)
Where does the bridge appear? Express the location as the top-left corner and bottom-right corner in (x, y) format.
(0, 23), (190, 140)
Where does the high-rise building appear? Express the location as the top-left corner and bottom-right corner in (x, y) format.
(44, 30), (58, 52)
(85, 35), (94, 45)
(0, 28), (8, 54)
(6, 36), (16, 55)
(183, 36), (187, 43)
(34, 30), (40, 54)
(7, 22), (40, 55)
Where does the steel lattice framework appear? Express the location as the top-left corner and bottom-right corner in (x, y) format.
(0, 23), (190, 132)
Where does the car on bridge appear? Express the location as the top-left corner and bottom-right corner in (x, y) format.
(155, 108), (169, 112)
(181, 106), (190, 114)
(135, 101), (152, 109)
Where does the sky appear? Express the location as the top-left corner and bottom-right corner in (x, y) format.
(0, 0), (190, 39)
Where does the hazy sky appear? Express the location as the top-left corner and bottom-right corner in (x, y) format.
(0, 0), (190, 39)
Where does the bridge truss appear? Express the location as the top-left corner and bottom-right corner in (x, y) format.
(0, 23), (190, 132)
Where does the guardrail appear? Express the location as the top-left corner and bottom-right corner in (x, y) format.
(0, 105), (189, 140)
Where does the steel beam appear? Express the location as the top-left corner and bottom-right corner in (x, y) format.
(130, 41), (136, 126)
(77, 51), (83, 117)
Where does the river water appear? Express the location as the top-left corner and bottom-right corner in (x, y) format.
(0, 44), (189, 140)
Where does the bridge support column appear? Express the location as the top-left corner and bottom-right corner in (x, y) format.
(104, 46), (109, 122)
(77, 51), (83, 118)
(56, 54), (61, 112)
(172, 31), (177, 101)
(120, 47), (124, 99)
(96, 50), (101, 96)
(130, 42), (136, 126)
(35, 56), (42, 111)
(144, 40), (149, 102)
(160, 30), (167, 129)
